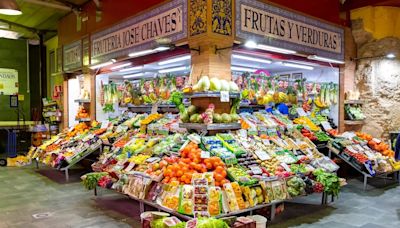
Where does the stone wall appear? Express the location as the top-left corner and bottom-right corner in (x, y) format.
(354, 37), (400, 139)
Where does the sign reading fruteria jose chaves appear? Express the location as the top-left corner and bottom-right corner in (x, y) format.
(91, 0), (187, 64)
(235, 0), (344, 60)
(63, 40), (82, 72)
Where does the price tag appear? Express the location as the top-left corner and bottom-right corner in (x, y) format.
(127, 112), (134, 118)
(321, 121), (332, 131)
(238, 129), (247, 138)
(201, 151), (210, 159)
(242, 141), (251, 149)
(372, 138), (381, 144)
(220, 91), (230, 102)
(124, 162), (136, 172)
(151, 102), (160, 114)
(250, 166), (263, 175)
(280, 163), (291, 172)
(262, 139), (271, 146)
(296, 108), (307, 117)
(101, 120), (109, 129)
(146, 157), (160, 163)
(255, 150), (271, 161)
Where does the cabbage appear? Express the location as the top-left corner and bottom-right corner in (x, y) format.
(196, 218), (229, 228)
(210, 77), (222, 91)
(220, 80), (230, 91)
(198, 76), (210, 91)
(229, 81), (239, 92)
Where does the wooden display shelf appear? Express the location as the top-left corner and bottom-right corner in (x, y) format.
(183, 91), (240, 99)
(344, 120), (365, 125)
(179, 123), (241, 131)
(74, 99), (91, 103)
(344, 100), (365, 104)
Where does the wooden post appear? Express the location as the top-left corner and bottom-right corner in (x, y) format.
(188, 0), (235, 84)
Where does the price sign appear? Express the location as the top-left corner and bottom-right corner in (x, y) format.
(280, 163), (291, 172)
(101, 120), (110, 129)
(151, 102), (159, 114)
(262, 139), (271, 146)
(372, 138), (381, 144)
(321, 121), (332, 131)
(250, 166), (263, 175)
(238, 129), (247, 138)
(241, 141), (251, 149)
(200, 151), (210, 159)
(296, 108), (307, 117)
(220, 91), (230, 102)
(124, 162), (136, 172)
(255, 150), (271, 161)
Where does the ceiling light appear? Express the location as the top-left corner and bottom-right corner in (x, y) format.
(0, 29), (20, 39)
(386, 53), (396, 59)
(232, 54), (272, 64)
(281, 62), (314, 70)
(110, 63), (132, 70)
(158, 55), (191, 65)
(307, 55), (344, 64)
(154, 46), (171, 51)
(231, 66), (258, 73)
(128, 49), (155, 58)
(245, 40), (296, 55)
(89, 60), (115, 69)
(119, 66), (143, 72)
(0, 0), (22, 15)
(256, 44), (297, 55)
(158, 66), (188, 73)
(244, 40), (257, 49)
(123, 73), (144, 79)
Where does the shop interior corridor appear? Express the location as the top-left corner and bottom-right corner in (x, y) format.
(1, 167), (399, 228)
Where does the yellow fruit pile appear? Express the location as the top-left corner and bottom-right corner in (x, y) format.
(140, 113), (163, 125)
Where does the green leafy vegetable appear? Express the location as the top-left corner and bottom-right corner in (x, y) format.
(313, 168), (340, 196)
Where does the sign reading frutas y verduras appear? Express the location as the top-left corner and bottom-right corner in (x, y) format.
(0, 68), (18, 95)
(63, 40), (82, 72)
(235, 0), (344, 61)
(91, 0), (187, 64)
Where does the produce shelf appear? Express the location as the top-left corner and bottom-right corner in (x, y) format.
(327, 145), (400, 191)
(76, 118), (91, 122)
(344, 100), (365, 104)
(184, 92), (240, 99)
(74, 99), (91, 103)
(43, 102), (58, 107)
(179, 123), (241, 131)
(344, 120), (365, 125)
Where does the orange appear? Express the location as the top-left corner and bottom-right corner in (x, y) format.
(214, 173), (224, 182)
(176, 170), (183, 177)
(205, 162), (213, 170)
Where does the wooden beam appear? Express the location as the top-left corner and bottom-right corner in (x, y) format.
(341, 0), (400, 11)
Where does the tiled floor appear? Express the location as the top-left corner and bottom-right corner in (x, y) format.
(1, 166), (400, 228)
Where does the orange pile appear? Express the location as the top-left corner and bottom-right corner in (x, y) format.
(357, 132), (395, 158)
(162, 142), (229, 186)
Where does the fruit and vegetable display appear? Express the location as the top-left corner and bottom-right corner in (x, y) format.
(345, 104), (365, 120)
(29, 106), (349, 219)
(76, 105), (90, 120)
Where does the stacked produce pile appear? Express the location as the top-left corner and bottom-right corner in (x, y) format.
(77, 109), (344, 219)
(328, 131), (400, 174)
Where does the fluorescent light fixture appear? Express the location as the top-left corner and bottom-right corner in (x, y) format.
(123, 73), (144, 79)
(0, 0), (22, 15)
(154, 46), (170, 51)
(307, 55), (344, 64)
(244, 40), (296, 55)
(281, 62), (314, 70)
(158, 66), (188, 73)
(0, 29), (20, 39)
(257, 44), (297, 55)
(231, 66), (258, 73)
(158, 55), (191, 65)
(244, 40), (257, 48)
(110, 63), (132, 70)
(128, 49), (155, 58)
(386, 53), (396, 59)
(89, 60), (115, 69)
(232, 54), (272, 64)
(119, 66), (143, 72)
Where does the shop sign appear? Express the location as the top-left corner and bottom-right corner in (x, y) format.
(91, 0), (187, 64)
(0, 68), (18, 95)
(235, 0), (344, 60)
(63, 40), (82, 72)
